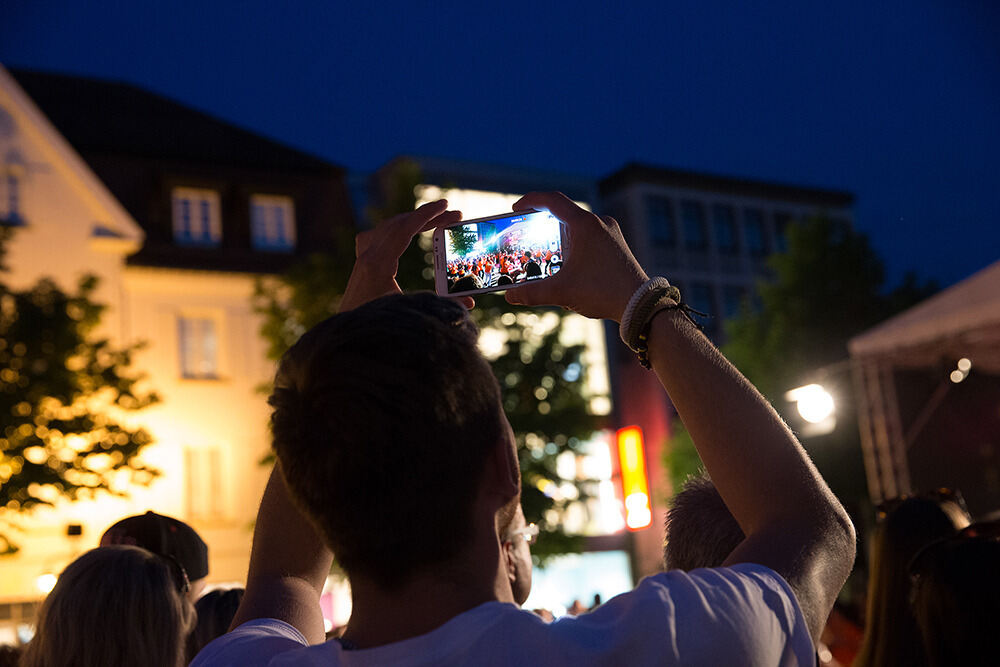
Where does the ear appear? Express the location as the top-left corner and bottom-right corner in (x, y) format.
(502, 540), (517, 584)
(492, 430), (520, 503)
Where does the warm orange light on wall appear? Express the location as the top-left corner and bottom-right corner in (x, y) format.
(617, 425), (652, 530)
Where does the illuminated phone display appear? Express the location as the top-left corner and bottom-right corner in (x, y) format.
(440, 210), (563, 295)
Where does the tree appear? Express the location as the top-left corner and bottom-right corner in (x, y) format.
(0, 227), (159, 554)
(253, 162), (604, 561)
(719, 215), (935, 542)
(448, 227), (479, 257)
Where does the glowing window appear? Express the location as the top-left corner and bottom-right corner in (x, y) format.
(178, 317), (218, 379)
(251, 194), (296, 251)
(172, 188), (221, 246)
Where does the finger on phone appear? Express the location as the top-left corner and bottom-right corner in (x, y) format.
(512, 192), (581, 223)
(420, 209), (462, 233)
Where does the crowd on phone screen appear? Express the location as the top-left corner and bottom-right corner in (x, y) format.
(447, 243), (560, 293)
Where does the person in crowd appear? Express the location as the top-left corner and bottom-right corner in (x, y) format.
(100, 510), (210, 601)
(0, 644), (19, 667)
(20, 545), (195, 667)
(853, 492), (969, 667)
(193, 194), (854, 666)
(909, 520), (1000, 667)
(663, 471), (744, 571)
(499, 504), (535, 607)
(522, 250), (542, 278)
(187, 588), (246, 663)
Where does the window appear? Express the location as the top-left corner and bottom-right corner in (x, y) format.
(172, 188), (221, 246)
(688, 283), (716, 334)
(645, 196), (676, 246)
(185, 447), (224, 519)
(251, 194), (296, 251)
(743, 208), (768, 256)
(722, 286), (747, 319)
(712, 204), (737, 254)
(773, 212), (791, 253)
(178, 317), (218, 379)
(680, 201), (707, 251)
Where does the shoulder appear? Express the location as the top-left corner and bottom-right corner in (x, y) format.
(190, 618), (313, 667)
(537, 565), (814, 665)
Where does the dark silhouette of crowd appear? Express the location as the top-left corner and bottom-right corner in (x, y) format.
(6, 194), (997, 666)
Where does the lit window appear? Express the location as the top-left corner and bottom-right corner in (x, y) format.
(172, 188), (221, 246)
(712, 204), (737, 254)
(178, 317), (218, 379)
(185, 446), (224, 519)
(681, 201), (707, 251)
(645, 196), (676, 246)
(250, 194), (296, 251)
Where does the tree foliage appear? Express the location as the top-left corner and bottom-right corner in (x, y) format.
(0, 227), (159, 554)
(253, 162), (604, 561)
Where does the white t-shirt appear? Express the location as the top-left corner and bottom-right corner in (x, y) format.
(192, 564), (814, 666)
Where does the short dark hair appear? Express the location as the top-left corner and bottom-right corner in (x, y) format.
(270, 292), (505, 588)
(663, 472), (744, 570)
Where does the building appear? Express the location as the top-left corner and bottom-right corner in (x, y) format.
(849, 259), (1000, 515)
(0, 65), (354, 641)
(598, 162), (856, 577)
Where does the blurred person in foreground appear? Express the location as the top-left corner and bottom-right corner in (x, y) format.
(193, 193), (855, 666)
(663, 471), (744, 571)
(100, 510), (210, 601)
(853, 493), (969, 667)
(909, 520), (1000, 667)
(188, 588), (246, 663)
(20, 545), (195, 667)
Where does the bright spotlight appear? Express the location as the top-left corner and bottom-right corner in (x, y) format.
(785, 384), (836, 424)
(957, 358), (971, 373)
(950, 370), (965, 384)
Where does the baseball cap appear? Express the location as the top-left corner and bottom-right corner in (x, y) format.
(100, 511), (209, 581)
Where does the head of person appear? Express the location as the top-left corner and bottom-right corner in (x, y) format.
(663, 471), (744, 570)
(100, 510), (209, 600)
(909, 522), (1000, 667)
(499, 504), (535, 605)
(270, 292), (518, 590)
(20, 545), (195, 667)
(854, 493), (970, 667)
(187, 587), (245, 662)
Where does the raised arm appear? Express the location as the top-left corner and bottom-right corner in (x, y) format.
(506, 192), (855, 642)
(231, 200), (465, 642)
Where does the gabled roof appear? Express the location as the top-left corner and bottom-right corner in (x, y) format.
(0, 65), (144, 248)
(600, 162), (854, 207)
(849, 259), (1000, 370)
(8, 68), (340, 173)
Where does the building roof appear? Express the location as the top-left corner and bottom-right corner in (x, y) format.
(849, 258), (1000, 371)
(600, 162), (854, 207)
(8, 68), (340, 173)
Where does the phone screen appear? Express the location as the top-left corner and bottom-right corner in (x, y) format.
(442, 211), (563, 295)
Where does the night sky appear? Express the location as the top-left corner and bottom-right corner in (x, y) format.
(3, 1), (998, 288)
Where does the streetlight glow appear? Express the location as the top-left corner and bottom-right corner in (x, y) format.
(785, 384), (836, 424)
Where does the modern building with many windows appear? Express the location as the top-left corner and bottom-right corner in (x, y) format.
(600, 163), (855, 341)
(0, 65), (354, 639)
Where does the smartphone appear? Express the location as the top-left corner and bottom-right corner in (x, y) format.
(432, 209), (565, 297)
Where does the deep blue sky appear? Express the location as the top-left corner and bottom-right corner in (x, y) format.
(3, 1), (998, 288)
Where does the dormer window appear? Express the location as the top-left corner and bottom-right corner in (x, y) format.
(172, 187), (221, 246)
(250, 194), (296, 251)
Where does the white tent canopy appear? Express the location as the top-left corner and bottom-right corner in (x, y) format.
(849, 259), (1000, 371)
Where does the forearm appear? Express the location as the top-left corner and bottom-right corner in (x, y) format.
(646, 309), (855, 638)
(230, 463), (334, 642)
(647, 310), (846, 534)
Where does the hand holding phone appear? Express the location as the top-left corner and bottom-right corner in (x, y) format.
(433, 209), (566, 297)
